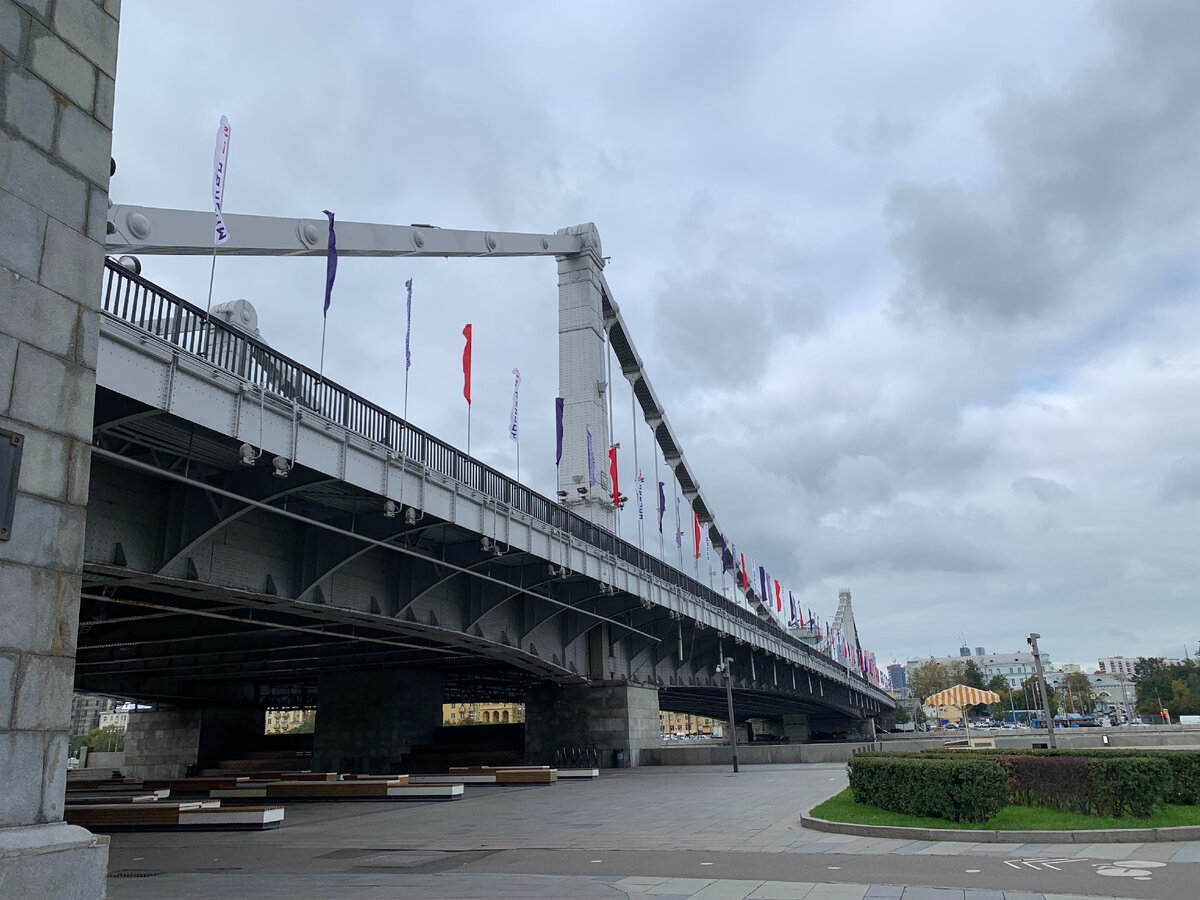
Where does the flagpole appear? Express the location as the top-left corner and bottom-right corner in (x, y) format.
(203, 247), (218, 357)
(318, 319), (328, 381)
(606, 331), (617, 536)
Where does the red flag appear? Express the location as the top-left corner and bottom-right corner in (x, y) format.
(461, 324), (472, 405)
(739, 553), (747, 588)
(693, 513), (701, 559)
(608, 446), (619, 507)
(774, 579), (782, 612)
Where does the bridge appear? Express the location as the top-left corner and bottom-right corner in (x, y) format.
(82, 208), (892, 774)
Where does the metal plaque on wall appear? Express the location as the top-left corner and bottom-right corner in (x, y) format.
(0, 428), (23, 540)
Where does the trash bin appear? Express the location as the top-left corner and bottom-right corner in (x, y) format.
(611, 749), (626, 769)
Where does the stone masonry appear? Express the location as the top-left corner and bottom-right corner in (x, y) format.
(525, 681), (661, 767)
(0, 1), (118, 896)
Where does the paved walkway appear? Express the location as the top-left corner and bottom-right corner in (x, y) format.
(104, 764), (1198, 899)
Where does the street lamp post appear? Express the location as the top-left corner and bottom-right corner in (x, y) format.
(1027, 633), (1057, 749)
(716, 657), (738, 773)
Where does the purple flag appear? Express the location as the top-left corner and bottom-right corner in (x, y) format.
(555, 398), (564, 466)
(759, 566), (767, 605)
(404, 278), (413, 370)
(657, 482), (665, 533)
(322, 210), (337, 316)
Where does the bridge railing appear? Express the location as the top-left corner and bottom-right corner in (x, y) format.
(101, 259), (878, 691)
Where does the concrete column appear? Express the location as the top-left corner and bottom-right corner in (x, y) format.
(525, 681), (660, 768)
(781, 712), (810, 743)
(122, 706), (265, 780)
(313, 669), (443, 774)
(555, 224), (614, 530)
(122, 708), (201, 781)
(0, 1), (119, 895)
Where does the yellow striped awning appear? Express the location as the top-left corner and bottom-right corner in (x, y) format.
(924, 684), (1001, 707)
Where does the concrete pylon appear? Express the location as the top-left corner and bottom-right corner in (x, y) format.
(555, 224), (615, 531)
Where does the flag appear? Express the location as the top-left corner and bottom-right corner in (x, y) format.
(693, 513), (701, 559)
(509, 369), (520, 441)
(789, 591), (800, 627)
(739, 553), (747, 588)
(674, 496), (682, 547)
(705, 532), (710, 566)
(657, 482), (665, 533)
(404, 278), (413, 370)
(774, 579), (782, 612)
(461, 324), (472, 405)
(554, 398), (564, 466)
(721, 536), (727, 572)
(608, 445), (619, 507)
(586, 425), (595, 486)
(636, 469), (644, 520)
(322, 210), (337, 316)
(212, 115), (230, 245)
(758, 566), (767, 606)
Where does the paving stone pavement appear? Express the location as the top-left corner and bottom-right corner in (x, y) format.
(102, 764), (1196, 900)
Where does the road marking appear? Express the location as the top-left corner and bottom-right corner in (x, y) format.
(589, 859), (602, 863)
(1003, 857), (1087, 871)
(1094, 860), (1165, 881)
(965, 869), (980, 873)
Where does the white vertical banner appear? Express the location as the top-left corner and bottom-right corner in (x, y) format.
(212, 115), (231, 245)
(509, 368), (521, 441)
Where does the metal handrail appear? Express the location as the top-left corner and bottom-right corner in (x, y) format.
(100, 259), (881, 693)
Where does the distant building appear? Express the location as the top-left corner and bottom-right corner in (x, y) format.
(887, 664), (906, 694)
(70, 693), (116, 737)
(659, 711), (716, 736)
(265, 708), (316, 734)
(1097, 656), (1138, 677)
(442, 702), (524, 725)
(907, 647), (1049, 690)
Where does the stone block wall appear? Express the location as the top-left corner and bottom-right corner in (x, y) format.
(0, 1), (118, 895)
(525, 681), (661, 767)
(122, 708), (202, 780)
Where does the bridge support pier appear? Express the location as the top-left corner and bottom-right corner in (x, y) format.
(525, 681), (660, 768)
(313, 670), (443, 774)
(123, 706), (265, 780)
(0, 1), (119, 895)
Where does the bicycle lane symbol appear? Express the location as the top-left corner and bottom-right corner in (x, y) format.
(1092, 859), (1167, 881)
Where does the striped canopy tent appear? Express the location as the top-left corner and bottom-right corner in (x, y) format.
(925, 685), (1000, 709)
(925, 684), (1001, 740)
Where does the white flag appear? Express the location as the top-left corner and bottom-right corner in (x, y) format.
(508, 368), (521, 441)
(212, 115), (231, 245)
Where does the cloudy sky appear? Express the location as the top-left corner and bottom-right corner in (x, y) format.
(109, 2), (1198, 671)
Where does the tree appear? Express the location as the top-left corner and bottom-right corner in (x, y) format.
(906, 659), (952, 703)
(72, 725), (124, 753)
(961, 659), (986, 690)
(893, 705), (910, 725)
(1021, 675), (1058, 719)
(1062, 672), (1095, 714)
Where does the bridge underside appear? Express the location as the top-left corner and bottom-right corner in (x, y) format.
(82, 385), (883, 740)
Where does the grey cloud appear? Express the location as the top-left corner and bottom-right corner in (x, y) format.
(886, 0), (1200, 325)
(1159, 456), (1200, 503)
(835, 114), (916, 156)
(1012, 475), (1074, 504)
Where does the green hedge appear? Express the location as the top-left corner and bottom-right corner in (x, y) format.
(1088, 757), (1171, 818)
(876, 747), (1196, 817)
(847, 755), (1007, 823)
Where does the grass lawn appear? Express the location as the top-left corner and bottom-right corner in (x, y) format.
(809, 788), (1200, 831)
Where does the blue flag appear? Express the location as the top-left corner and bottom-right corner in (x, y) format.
(322, 210), (337, 316)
